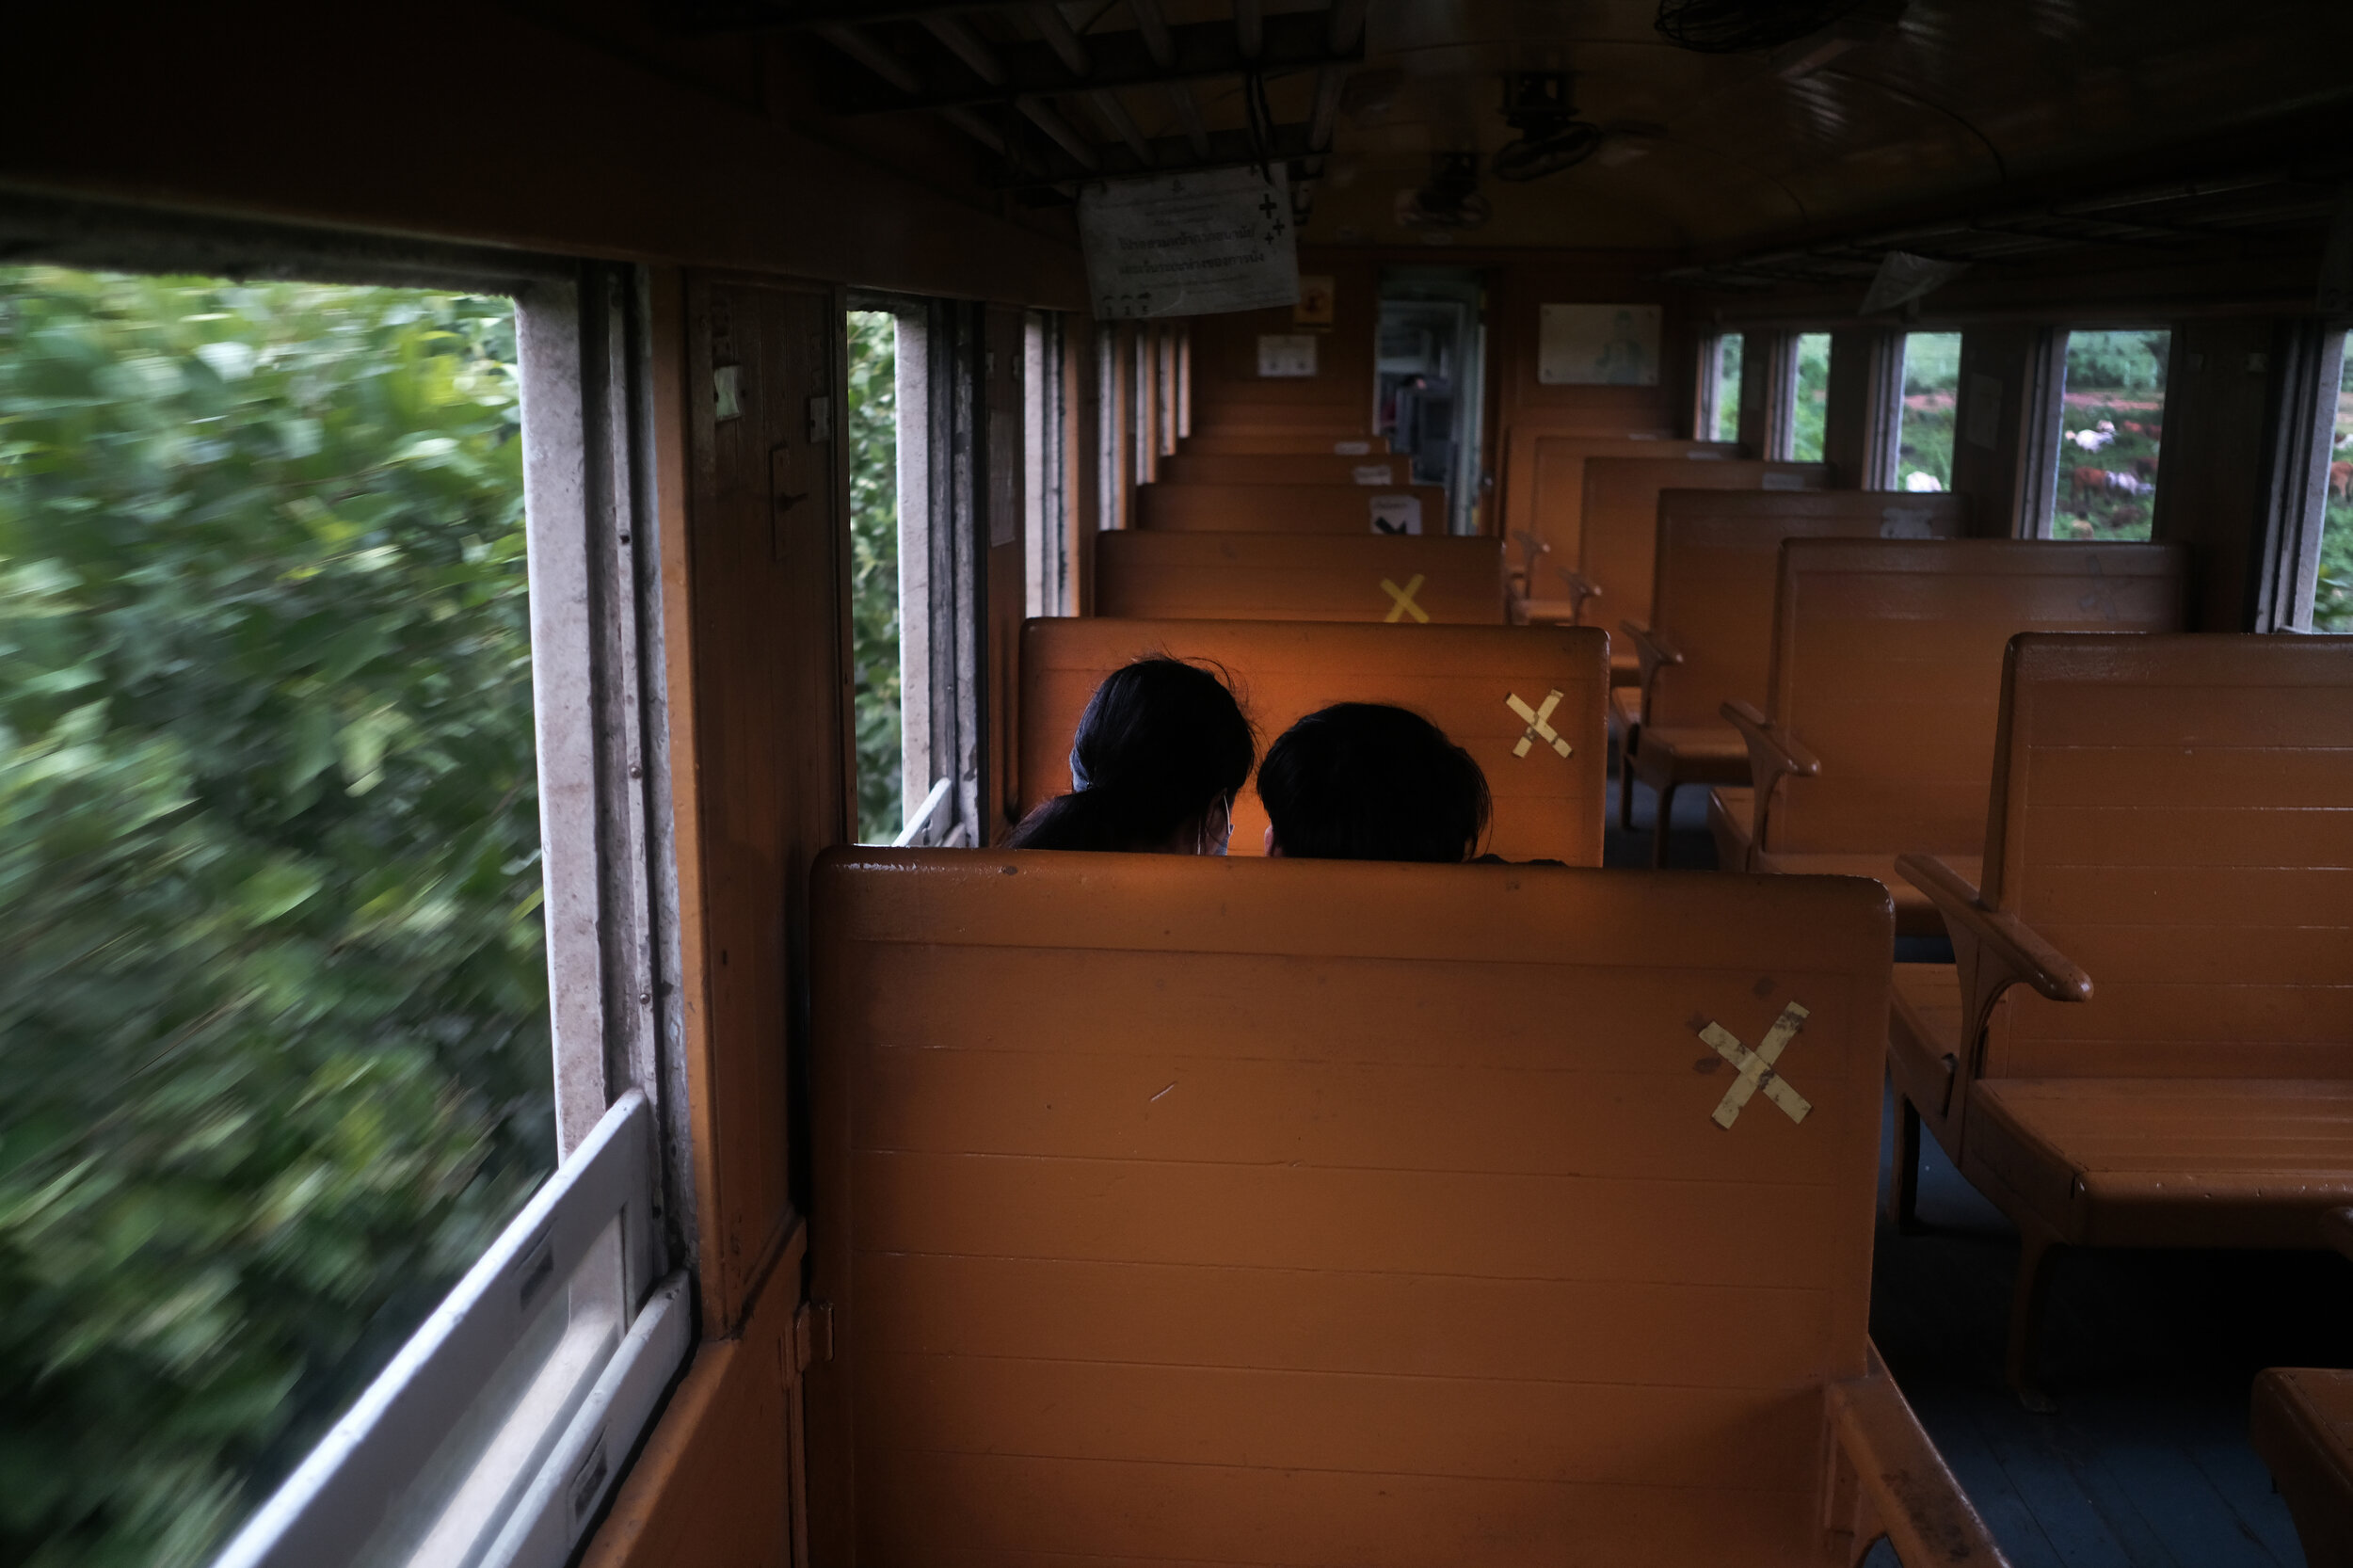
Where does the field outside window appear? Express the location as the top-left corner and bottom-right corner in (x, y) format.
(2050, 328), (2169, 541)
(1897, 332), (1961, 491)
(846, 309), (902, 843)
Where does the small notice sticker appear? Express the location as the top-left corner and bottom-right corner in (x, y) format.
(1257, 334), (1318, 377)
(1761, 472), (1805, 491)
(1352, 463), (1396, 486)
(1333, 440), (1372, 456)
(1369, 493), (1423, 535)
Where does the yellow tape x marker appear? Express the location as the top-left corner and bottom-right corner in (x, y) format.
(1506, 689), (1573, 760)
(1694, 1001), (1812, 1129)
(1381, 574), (1429, 624)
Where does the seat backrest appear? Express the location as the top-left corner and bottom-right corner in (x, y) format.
(1762, 539), (2185, 856)
(1646, 491), (1972, 729)
(1980, 633), (2353, 1080)
(808, 850), (1894, 1568)
(1137, 481), (1449, 535)
(1180, 430), (1393, 457)
(1160, 452), (1417, 487)
(1096, 531), (1510, 624)
(1579, 458), (1831, 632)
(1020, 618), (1609, 863)
(1519, 435), (1737, 563)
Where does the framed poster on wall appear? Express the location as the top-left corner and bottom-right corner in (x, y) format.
(1537, 304), (1661, 386)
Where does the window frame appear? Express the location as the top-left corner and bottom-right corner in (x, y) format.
(0, 193), (693, 1568)
(2256, 324), (2347, 632)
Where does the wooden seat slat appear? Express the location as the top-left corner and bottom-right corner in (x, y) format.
(1095, 532), (1509, 624)
(1879, 632), (2353, 1400)
(1020, 617), (1607, 862)
(1160, 452), (1417, 486)
(1714, 540), (2186, 936)
(808, 853), (2000, 1566)
(1136, 479), (1449, 534)
(1509, 433), (1737, 569)
(1620, 492), (1971, 862)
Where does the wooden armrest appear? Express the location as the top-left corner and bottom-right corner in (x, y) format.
(1554, 566), (1601, 623)
(1617, 620), (1682, 671)
(1717, 700), (1816, 869)
(1510, 528), (1551, 576)
(1894, 855), (2092, 1006)
(1618, 621), (1681, 719)
(2322, 1207), (2353, 1263)
(1720, 699), (1818, 777)
(1832, 1366), (2012, 1567)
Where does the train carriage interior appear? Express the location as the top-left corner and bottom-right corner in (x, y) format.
(7, 2), (2353, 1566)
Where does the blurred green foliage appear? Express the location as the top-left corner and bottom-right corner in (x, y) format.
(847, 311), (901, 843)
(2313, 363), (2353, 633)
(1790, 332), (1831, 464)
(1897, 332), (1961, 491)
(0, 267), (552, 1568)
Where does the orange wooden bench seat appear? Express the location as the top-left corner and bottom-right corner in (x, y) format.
(1180, 429), (1392, 457)
(1713, 539), (2185, 937)
(1884, 633), (2353, 1402)
(806, 851), (2008, 1568)
(1136, 479), (1448, 535)
(1503, 433), (1735, 597)
(1532, 459), (1830, 690)
(1020, 617), (1609, 863)
(2253, 1213), (2353, 1568)
(1096, 531), (1509, 624)
(1159, 451), (1417, 487)
(1616, 491), (1971, 864)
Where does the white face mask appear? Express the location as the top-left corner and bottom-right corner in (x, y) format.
(1197, 797), (1234, 857)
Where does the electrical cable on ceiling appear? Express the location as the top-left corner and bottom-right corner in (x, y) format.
(1655, 0), (1865, 52)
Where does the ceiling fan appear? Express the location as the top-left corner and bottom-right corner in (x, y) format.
(1491, 74), (1662, 184)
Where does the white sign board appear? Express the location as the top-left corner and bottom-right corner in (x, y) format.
(1537, 303), (1661, 386)
(1078, 166), (1301, 321)
(1369, 494), (1423, 536)
(1257, 334), (1318, 377)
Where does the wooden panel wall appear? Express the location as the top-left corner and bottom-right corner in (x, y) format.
(677, 273), (852, 1334)
(2151, 317), (2287, 632)
(1183, 253), (1382, 438)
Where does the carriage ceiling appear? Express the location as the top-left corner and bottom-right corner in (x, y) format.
(655, 0), (2353, 280)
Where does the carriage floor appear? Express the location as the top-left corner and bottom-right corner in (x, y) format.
(1611, 772), (2353, 1568)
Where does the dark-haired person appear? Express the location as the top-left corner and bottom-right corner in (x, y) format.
(1005, 656), (1256, 854)
(1257, 702), (1492, 862)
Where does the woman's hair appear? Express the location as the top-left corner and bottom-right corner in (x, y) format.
(1005, 656), (1256, 852)
(1257, 702), (1491, 862)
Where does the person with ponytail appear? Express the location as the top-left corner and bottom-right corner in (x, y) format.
(1005, 656), (1257, 854)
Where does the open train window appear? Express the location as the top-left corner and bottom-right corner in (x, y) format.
(2, 223), (685, 1568)
(1897, 332), (1961, 491)
(854, 296), (987, 850)
(1787, 331), (1833, 462)
(2048, 328), (2169, 540)
(1703, 331), (1744, 443)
